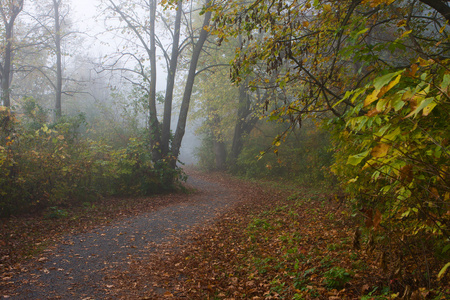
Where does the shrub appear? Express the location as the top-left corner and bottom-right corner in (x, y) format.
(328, 62), (450, 286)
(235, 121), (333, 184)
(0, 108), (176, 217)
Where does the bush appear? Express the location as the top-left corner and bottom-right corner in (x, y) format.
(235, 121), (333, 185)
(0, 107), (176, 217)
(330, 64), (449, 237)
(328, 62), (450, 286)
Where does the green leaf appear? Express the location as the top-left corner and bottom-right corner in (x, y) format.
(334, 88), (365, 107)
(441, 74), (450, 90)
(376, 97), (390, 112)
(390, 94), (405, 111)
(373, 70), (403, 91)
(347, 150), (370, 166)
(374, 124), (391, 138)
(405, 97), (435, 118)
(442, 244), (450, 254)
(381, 127), (401, 143)
(437, 262), (450, 281)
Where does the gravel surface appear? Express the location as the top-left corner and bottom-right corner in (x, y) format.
(6, 173), (242, 299)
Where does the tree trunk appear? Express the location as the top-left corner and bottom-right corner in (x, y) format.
(148, 0), (161, 162)
(0, 0), (23, 107)
(208, 108), (227, 170)
(229, 83), (250, 167)
(0, 32), (12, 107)
(54, 0), (63, 120)
(419, 0), (450, 21)
(161, 0), (182, 157)
(213, 138), (227, 170)
(171, 7), (212, 166)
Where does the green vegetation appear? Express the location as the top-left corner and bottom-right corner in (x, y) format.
(0, 102), (183, 217)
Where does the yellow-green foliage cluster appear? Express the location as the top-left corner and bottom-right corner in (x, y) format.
(235, 121), (333, 184)
(329, 61), (449, 248)
(0, 109), (172, 217)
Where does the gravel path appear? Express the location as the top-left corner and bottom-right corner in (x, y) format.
(6, 173), (241, 299)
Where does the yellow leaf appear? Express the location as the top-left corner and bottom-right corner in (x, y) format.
(364, 89), (379, 107)
(347, 177), (358, 183)
(418, 57), (433, 67)
(422, 101), (437, 116)
(397, 20), (406, 27)
(401, 29), (412, 38)
(371, 143), (390, 158)
(437, 262), (450, 281)
(377, 75), (401, 98)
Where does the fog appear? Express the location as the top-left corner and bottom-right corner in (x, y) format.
(67, 0), (201, 164)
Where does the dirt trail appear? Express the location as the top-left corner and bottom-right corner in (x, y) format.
(5, 171), (242, 299)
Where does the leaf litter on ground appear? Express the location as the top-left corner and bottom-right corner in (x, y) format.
(109, 173), (450, 299)
(1, 169), (449, 299)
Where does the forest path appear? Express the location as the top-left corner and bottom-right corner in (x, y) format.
(6, 169), (243, 299)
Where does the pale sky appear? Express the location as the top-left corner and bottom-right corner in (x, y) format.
(71, 0), (99, 23)
(69, 0), (168, 91)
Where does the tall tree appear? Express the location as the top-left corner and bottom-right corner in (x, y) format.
(52, 0), (63, 119)
(161, 0), (182, 158)
(0, 0), (23, 107)
(170, 6), (211, 166)
(103, 0), (212, 172)
(14, 0), (77, 118)
(191, 33), (273, 170)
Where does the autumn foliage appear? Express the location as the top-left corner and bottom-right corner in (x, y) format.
(198, 0), (450, 296)
(0, 104), (181, 217)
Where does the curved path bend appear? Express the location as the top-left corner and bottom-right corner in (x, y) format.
(6, 172), (242, 299)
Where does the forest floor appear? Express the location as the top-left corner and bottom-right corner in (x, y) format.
(1, 169), (449, 299)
